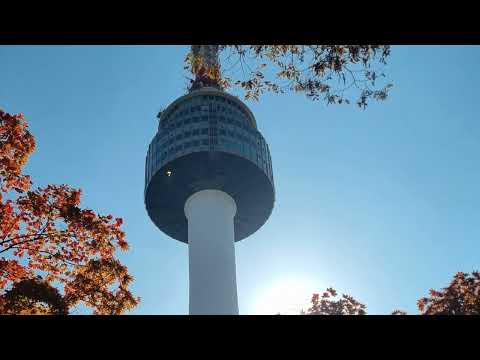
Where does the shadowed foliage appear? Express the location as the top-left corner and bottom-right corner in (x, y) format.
(0, 278), (68, 315)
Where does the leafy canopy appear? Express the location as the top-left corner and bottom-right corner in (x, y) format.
(185, 45), (392, 108)
(0, 109), (139, 315)
(301, 287), (367, 315)
(418, 271), (480, 315)
(300, 271), (480, 315)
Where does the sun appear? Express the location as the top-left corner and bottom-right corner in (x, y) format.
(251, 276), (317, 315)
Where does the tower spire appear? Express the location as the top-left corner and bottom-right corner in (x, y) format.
(189, 45), (222, 91)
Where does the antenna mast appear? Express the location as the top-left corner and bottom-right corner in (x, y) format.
(189, 45), (222, 91)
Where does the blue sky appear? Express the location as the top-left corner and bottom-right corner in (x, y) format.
(1, 45), (479, 314)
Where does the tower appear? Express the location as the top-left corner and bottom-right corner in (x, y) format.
(144, 46), (275, 314)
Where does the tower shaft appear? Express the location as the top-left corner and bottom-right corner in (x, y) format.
(184, 189), (239, 315)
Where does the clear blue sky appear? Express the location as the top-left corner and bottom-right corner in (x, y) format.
(1, 45), (479, 314)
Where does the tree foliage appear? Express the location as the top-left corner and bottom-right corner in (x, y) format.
(0, 109), (139, 315)
(185, 45), (392, 108)
(301, 271), (480, 315)
(0, 278), (68, 315)
(302, 287), (366, 315)
(417, 271), (480, 315)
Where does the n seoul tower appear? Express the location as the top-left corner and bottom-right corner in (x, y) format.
(144, 45), (275, 315)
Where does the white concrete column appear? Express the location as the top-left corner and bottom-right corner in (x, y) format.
(184, 189), (239, 315)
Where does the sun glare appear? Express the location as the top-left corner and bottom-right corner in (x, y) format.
(251, 277), (317, 315)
